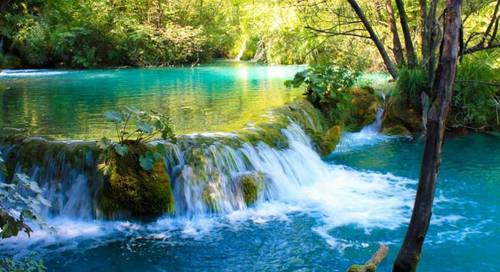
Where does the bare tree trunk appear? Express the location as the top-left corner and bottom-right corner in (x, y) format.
(347, 0), (398, 79)
(393, 0), (462, 271)
(395, 0), (418, 68)
(386, 0), (406, 66)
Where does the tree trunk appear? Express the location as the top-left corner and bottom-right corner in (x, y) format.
(386, 0), (406, 66)
(395, 0), (418, 68)
(347, 0), (398, 79)
(393, 0), (462, 271)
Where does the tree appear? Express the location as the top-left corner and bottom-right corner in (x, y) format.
(393, 0), (463, 271)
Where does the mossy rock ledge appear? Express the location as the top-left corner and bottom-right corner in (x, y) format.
(98, 143), (174, 219)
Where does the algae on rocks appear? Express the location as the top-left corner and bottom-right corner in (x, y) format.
(238, 172), (265, 206)
(98, 142), (174, 219)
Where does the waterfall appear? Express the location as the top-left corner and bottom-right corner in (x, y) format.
(0, 101), (414, 243)
(360, 108), (384, 135)
(0, 103), (416, 251)
(234, 38), (248, 61)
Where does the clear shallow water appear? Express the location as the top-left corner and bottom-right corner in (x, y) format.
(0, 62), (303, 139)
(1, 131), (498, 271)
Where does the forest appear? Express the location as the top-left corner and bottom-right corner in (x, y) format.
(0, 0), (499, 271)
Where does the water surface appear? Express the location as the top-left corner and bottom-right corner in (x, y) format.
(1, 132), (498, 271)
(0, 62), (303, 139)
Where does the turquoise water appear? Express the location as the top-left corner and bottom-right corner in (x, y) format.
(0, 64), (498, 271)
(1, 133), (498, 271)
(0, 62), (303, 139)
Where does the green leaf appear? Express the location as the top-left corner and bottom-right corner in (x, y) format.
(1, 221), (19, 239)
(136, 121), (153, 134)
(114, 144), (128, 157)
(139, 152), (155, 171)
(105, 111), (123, 123)
(97, 137), (112, 150)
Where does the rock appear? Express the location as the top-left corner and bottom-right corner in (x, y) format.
(239, 172), (265, 205)
(382, 93), (422, 133)
(98, 143), (174, 219)
(347, 87), (383, 130)
(382, 125), (411, 136)
(319, 125), (342, 156)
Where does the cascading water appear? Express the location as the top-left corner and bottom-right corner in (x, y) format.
(234, 39), (248, 61)
(0, 108), (417, 256)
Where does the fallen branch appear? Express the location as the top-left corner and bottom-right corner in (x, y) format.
(348, 244), (389, 272)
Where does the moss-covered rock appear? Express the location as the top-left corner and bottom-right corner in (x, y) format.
(382, 93), (422, 134)
(239, 172), (265, 205)
(382, 125), (411, 136)
(319, 125), (342, 156)
(98, 143), (174, 218)
(346, 87), (383, 130)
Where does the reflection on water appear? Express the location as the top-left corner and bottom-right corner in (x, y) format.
(0, 62), (304, 139)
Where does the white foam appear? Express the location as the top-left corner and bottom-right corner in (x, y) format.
(0, 69), (68, 78)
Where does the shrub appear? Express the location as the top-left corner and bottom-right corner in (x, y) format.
(396, 67), (427, 110)
(285, 65), (359, 124)
(452, 52), (500, 128)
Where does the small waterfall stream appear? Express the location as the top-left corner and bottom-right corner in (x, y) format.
(234, 39), (248, 61)
(0, 106), (415, 253)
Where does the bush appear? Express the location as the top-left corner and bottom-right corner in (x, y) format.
(285, 65), (359, 124)
(396, 67), (427, 110)
(451, 52), (500, 128)
(13, 19), (51, 67)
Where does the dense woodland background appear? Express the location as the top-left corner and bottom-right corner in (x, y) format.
(0, 0), (499, 132)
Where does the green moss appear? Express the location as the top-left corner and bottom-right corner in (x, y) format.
(98, 143), (174, 218)
(382, 125), (411, 136)
(239, 172), (264, 205)
(319, 125), (341, 156)
(346, 87), (382, 130)
(348, 264), (377, 272)
(382, 87), (423, 133)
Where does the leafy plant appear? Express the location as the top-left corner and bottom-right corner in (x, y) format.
(396, 67), (427, 110)
(97, 107), (175, 172)
(285, 65), (359, 123)
(0, 255), (46, 272)
(0, 151), (51, 239)
(452, 52), (500, 128)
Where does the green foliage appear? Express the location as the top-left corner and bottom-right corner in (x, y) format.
(285, 65), (359, 123)
(0, 255), (46, 272)
(0, 151), (51, 239)
(98, 107), (175, 172)
(452, 52), (500, 128)
(396, 67), (427, 110)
